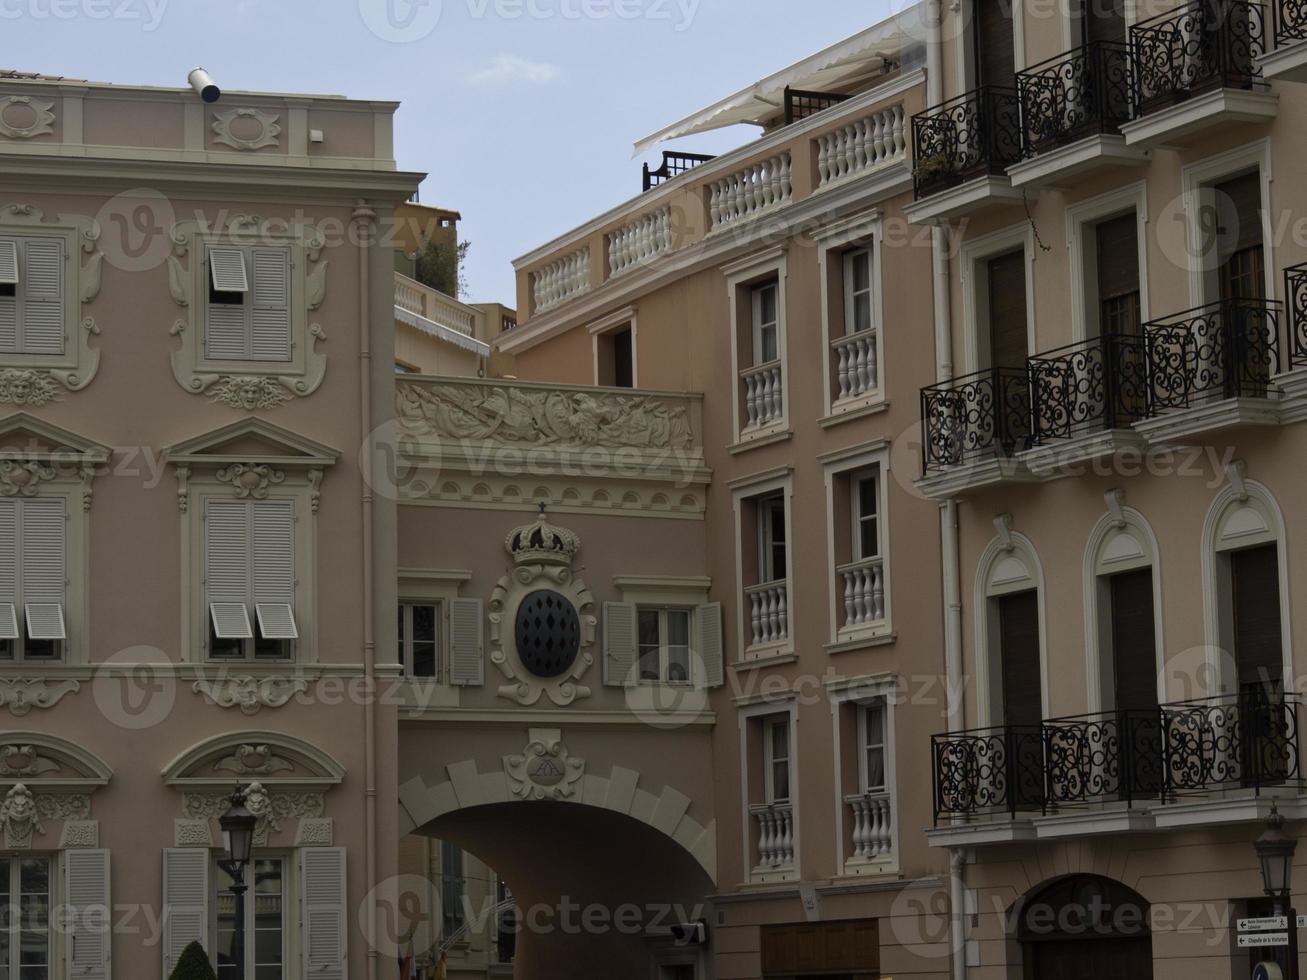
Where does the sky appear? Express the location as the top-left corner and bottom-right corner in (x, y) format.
(5, 0), (897, 306)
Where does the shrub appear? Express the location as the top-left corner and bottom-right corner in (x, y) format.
(168, 941), (218, 980)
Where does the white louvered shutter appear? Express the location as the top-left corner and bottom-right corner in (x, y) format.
(161, 849), (208, 977)
(0, 239), (17, 284)
(603, 602), (637, 687)
(301, 847), (347, 980)
(0, 500), (16, 639)
(208, 247), (249, 293)
(66, 849), (111, 980)
(448, 598), (484, 686)
(253, 500), (297, 639)
(250, 246), (292, 361)
(205, 500), (253, 638)
(696, 602), (724, 688)
(205, 303), (250, 360)
(0, 237), (17, 353)
(20, 497), (65, 639)
(20, 237), (64, 355)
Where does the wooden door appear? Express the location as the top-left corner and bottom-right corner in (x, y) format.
(974, 0), (1016, 89)
(988, 249), (1028, 369)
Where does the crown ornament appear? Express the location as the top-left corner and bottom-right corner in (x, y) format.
(504, 504), (581, 567)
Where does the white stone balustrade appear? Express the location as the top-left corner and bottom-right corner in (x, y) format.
(846, 792), (893, 861)
(395, 277), (424, 316)
(532, 247), (591, 314)
(838, 557), (885, 629)
(740, 361), (784, 431)
(608, 207), (672, 276)
(816, 104), (907, 187)
(745, 580), (789, 648)
(709, 153), (793, 231)
(394, 272), (478, 338)
(832, 331), (879, 403)
(750, 802), (795, 870)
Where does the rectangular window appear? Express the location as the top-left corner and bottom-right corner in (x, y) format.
(441, 842), (465, 941)
(204, 244), (292, 362)
(398, 602), (440, 679)
(215, 856), (285, 980)
(205, 499), (296, 661)
(636, 608), (691, 684)
(859, 702), (887, 792)
(1095, 213), (1141, 335)
(765, 717), (791, 803)
(986, 248), (1028, 369)
(0, 235), (65, 357)
(757, 494), (787, 584)
(852, 471), (880, 562)
(751, 282), (779, 365)
(0, 856), (51, 980)
(843, 248), (873, 336)
(0, 497), (66, 662)
(1214, 171), (1265, 301)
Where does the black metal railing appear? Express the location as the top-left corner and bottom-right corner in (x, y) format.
(1272, 0), (1307, 43)
(1162, 693), (1300, 797)
(1044, 709), (1165, 807)
(1029, 332), (1150, 441)
(1018, 41), (1135, 156)
(934, 695), (1302, 823)
(920, 366), (1033, 472)
(933, 725), (1046, 820)
(1130, 0), (1267, 116)
(1143, 297), (1280, 410)
(1285, 263), (1307, 369)
(642, 151), (717, 192)
(783, 86), (851, 125)
(911, 87), (1024, 199)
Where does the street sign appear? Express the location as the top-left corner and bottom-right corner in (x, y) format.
(1240, 917), (1290, 932)
(1239, 933), (1290, 948)
(1298, 915), (1307, 929)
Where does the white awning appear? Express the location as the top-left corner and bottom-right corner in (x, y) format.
(395, 306), (492, 357)
(633, 4), (926, 158)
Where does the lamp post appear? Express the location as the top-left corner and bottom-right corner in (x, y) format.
(1256, 803), (1298, 980)
(218, 788), (257, 980)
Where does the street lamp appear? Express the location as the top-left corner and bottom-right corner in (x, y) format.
(218, 788), (257, 980)
(1255, 803), (1298, 980)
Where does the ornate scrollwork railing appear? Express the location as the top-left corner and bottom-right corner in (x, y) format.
(1018, 41), (1134, 156)
(1130, 0), (1267, 116)
(1143, 297), (1280, 410)
(1272, 0), (1307, 43)
(920, 366), (1032, 472)
(910, 87), (1023, 200)
(932, 725), (1046, 821)
(1285, 262), (1307, 369)
(1029, 331), (1150, 441)
(1043, 709), (1165, 808)
(1161, 693), (1301, 797)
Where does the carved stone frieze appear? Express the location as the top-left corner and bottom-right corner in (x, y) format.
(211, 107), (282, 151)
(0, 745), (60, 778)
(183, 783), (324, 845)
(217, 462), (286, 500)
(59, 820), (98, 848)
(504, 729), (585, 801)
(0, 459), (57, 497)
(192, 675), (308, 715)
(0, 678), (81, 717)
(0, 370), (61, 406)
(0, 97), (54, 139)
(214, 744), (295, 777)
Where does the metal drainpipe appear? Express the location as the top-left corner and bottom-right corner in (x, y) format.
(354, 201), (380, 980)
(925, 0), (968, 977)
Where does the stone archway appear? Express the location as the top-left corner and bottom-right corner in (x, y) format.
(1014, 874), (1153, 980)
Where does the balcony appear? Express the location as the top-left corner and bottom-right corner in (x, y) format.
(904, 87), (1025, 224)
(844, 791), (894, 874)
(836, 557), (886, 634)
(740, 360), (785, 434)
(1009, 42), (1148, 188)
(918, 367), (1034, 494)
(750, 801), (796, 882)
(930, 695), (1303, 843)
(393, 272), (491, 357)
(1123, 0), (1276, 146)
(1261, 0), (1307, 79)
(830, 330), (880, 410)
(744, 579), (790, 653)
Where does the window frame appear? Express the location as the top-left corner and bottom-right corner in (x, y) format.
(851, 468), (881, 563)
(636, 605), (693, 686)
(751, 281), (780, 366)
(0, 853), (53, 980)
(202, 243), (294, 365)
(842, 247), (874, 338)
(212, 851), (289, 980)
(398, 599), (442, 680)
(828, 677), (899, 874)
(588, 307), (638, 389)
(1065, 182), (1150, 343)
(725, 247), (789, 446)
(731, 471), (795, 660)
(756, 493), (787, 586)
(822, 446), (893, 645)
(858, 700), (887, 794)
(764, 715), (791, 804)
(0, 234), (66, 358)
(815, 212), (885, 421)
(960, 223), (1036, 374)
(440, 841), (466, 943)
(0, 495), (67, 664)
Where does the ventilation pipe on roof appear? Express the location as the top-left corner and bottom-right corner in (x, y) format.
(187, 67), (221, 103)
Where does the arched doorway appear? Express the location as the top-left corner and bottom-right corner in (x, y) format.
(1015, 875), (1153, 979)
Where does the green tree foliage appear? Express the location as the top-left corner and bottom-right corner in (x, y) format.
(414, 236), (471, 299)
(168, 941), (218, 980)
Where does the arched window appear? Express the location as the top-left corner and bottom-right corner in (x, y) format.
(974, 526), (1047, 729)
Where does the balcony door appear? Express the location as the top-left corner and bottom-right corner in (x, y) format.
(1214, 171), (1266, 302)
(1082, 0), (1127, 44)
(1108, 569), (1163, 796)
(1096, 213), (1141, 336)
(997, 589), (1044, 808)
(987, 249), (1029, 369)
(973, 0), (1016, 89)
(1231, 543), (1283, 700)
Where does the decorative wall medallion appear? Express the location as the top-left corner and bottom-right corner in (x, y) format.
(214, 744), (295, 777)
(0, 97), (55, 139)
(0, 784), (43, 847)
(294, 817), (334, 846)
(0, 460), (57, 498)
(58, 819), (98, 848)
(504, 729), (585, 801)
(207, 376), (295, 411)
(217, 463), (286, 500)
(0, 678), (81, 717)
(0, 370), (61, 406)
(183, 786), (324, 846)
(488, 508), (597, 706)
(0, 746), (60, 778)
(192, 675), (308, 715)
(211, 107), (282, 151)
(174, 818), (214, 847)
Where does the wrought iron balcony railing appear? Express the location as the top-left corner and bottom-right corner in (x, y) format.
(642, 151), (717, 192)
(1018, 41), (1135, 156)
(1271, 0), (1307, 44)
(1130, 0), (1267, 116)
(1143, 296), (1280, 410)
(920, 366), (1033, 472)
(1029, 331), (1150, 441)
(910, 87), (1024, 199)
(933, 695), (1302, 824)
(1285, 262), (1307, 370)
